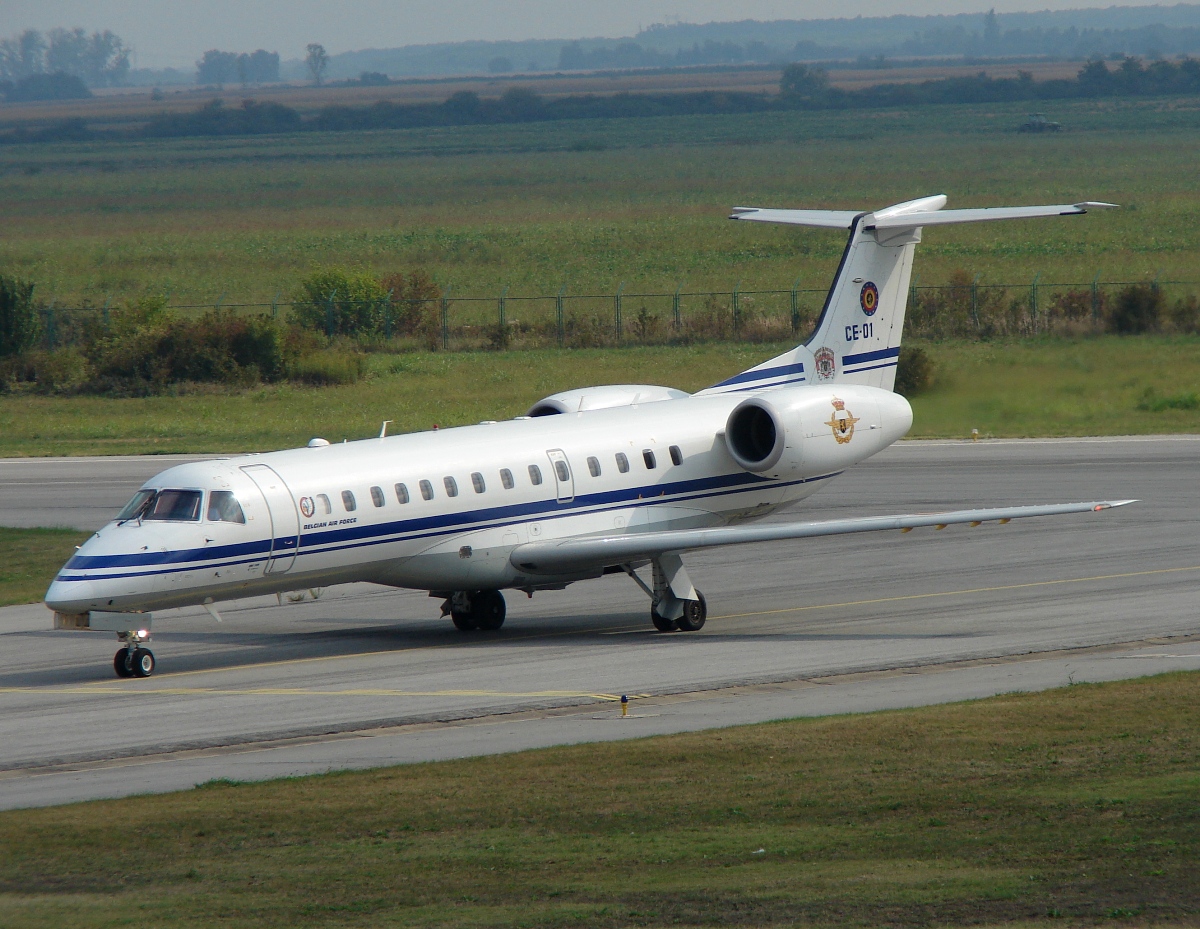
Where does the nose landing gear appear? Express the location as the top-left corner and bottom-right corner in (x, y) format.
(113, 631), (155, 678)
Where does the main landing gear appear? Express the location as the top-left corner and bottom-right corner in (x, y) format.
(113, 631), (155, 678)
(442, 590), (507, 631)
(628, 554), (707, 634)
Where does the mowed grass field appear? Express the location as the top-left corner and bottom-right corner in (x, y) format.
(0, 337), (1197, 458)
(2, 96), (1199, 306)
(1, 672), (1196, 927)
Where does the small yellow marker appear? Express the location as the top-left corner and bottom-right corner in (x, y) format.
(621, 694), (629, 717)
(971, 428), (979, 442)
(970, 520), (981, 527)
(999, 518), (1011, 524)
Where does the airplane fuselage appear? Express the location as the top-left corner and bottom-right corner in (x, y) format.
(46, 384), (911, 616)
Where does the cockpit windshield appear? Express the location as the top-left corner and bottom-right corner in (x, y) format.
(116, 489), (203, 523)
(116, 489), (156, 521)
(144, 490), (203, 521)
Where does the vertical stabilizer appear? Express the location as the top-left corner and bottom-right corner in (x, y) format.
(699, 195), (1113, 396)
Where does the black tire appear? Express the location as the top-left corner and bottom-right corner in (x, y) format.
(675, 592), (707, 632)
(114, 649), (133, 678)
(131, 647), (155, 677)
(474, 590), (506, 631)
(651, 610), (678, 632)
(451, 611), (477, 631)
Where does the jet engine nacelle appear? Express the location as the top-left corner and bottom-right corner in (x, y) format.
(527, 384), (690, 417)
(724, 384), (913, 479)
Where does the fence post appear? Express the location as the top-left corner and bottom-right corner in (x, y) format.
(498, 286), (508, 336)
(440, 286), (451, 350)
(556, 284), (565, 347)
(215, 292), (225, 313)
(970, 274), (980, 329)
(790, 277), (801, 332)
(271, 291), (280, 320)
(1091, 272), (1101, 323)
(673, 283), (682, 330)
(1030, 273), (1040, 331)
(909, 277), (918, 314)
(384, 289), (394, 340)
(44, 299), (56, 349)
(325, 290), (337, 337)
(614, 282), (624, 341)
(732, 280), (741, 333)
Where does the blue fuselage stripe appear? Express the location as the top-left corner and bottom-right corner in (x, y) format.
(842, 346), (900, 366)
(57, 469), (843, 582)
(711, 361), (806, 389)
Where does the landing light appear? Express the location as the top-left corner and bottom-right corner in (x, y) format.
(137, 629), (149, 638)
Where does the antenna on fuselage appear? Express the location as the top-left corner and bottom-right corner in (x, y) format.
(379, 420), (393, 439)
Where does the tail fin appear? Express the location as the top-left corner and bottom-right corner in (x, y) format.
(698, 195), (1115, 395)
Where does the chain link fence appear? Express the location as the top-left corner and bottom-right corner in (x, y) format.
(29, 279), (1200, 353)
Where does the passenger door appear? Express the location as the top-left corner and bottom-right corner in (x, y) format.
(241, 464), (300, 574)
(545, 449), (575, 504)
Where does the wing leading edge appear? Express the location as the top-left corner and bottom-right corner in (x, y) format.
(509, 500), (1135, 575)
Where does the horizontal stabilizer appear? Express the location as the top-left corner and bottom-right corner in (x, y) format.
(510, 500), (1135, 575)
(730, 200), (1116, 230)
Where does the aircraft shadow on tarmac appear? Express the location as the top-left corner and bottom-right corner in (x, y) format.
(7, 611), (989, 688)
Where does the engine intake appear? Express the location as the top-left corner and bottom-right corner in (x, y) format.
(725, 399), (785, 472)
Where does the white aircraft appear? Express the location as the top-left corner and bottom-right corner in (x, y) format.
(47, 194), (1130, 678)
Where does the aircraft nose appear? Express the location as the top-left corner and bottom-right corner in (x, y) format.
(45, 577), (96, 614)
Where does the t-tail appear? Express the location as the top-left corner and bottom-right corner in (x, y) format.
(697, 195), (1116, 396)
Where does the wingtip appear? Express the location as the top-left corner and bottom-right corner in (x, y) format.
(1094, 499), (1138, 511)
(1074, 201), (1120, 211)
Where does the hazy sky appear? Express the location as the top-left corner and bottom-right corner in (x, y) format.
(4, 1), (1178, 69)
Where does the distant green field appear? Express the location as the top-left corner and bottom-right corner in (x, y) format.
(0, 527), (88, 607)
(1, 671), (1196, 927)
(0, 336), (1197, 458)
(1, 96), (1198, 306)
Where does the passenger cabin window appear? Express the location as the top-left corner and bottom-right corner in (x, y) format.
(615, 452), (629, 474)
(145, 489), (203, 522)
(528, 464), (543, 486)
(207, 490), (246, 524)
(669, 445), (683, 466)
(316, 493), (332, 515)
(499, 468), (514, 490)
(444, 476), (459, 497)
(643, 449), (657, 469)
(554, 460), (570, 482)
(341, 490), (357, 512)
(395, 483), (410, 504)
(587, 456), (601, 477)
(419, 480), (434, 501)
(370, 486), (385, 508)
(471, 472), (486, 494)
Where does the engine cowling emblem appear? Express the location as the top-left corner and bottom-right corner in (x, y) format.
(825, 397), (860, 445)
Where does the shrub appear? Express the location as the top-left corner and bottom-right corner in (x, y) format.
(1168, 294), (1200, 333)
(1108, 283), (1163, 334)
(291, 268), (388, 337)
(378, 270), (442, 347)
(88, 310), (284, 390)
(894, 345), (936, 397)
(0, 274), (41, 358)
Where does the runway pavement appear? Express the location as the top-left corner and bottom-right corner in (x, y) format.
(0, 435), (1197, 810)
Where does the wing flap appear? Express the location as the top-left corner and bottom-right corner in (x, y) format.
(509, 500), (1134, 575)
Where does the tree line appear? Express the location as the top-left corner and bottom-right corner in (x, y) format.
(0, 28), (129, 87)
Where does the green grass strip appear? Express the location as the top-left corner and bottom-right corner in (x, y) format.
(0, 527), (89, 608)
(0, 671), (1196, 927)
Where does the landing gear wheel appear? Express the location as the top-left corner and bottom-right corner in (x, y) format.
(675, 592), (707, 632)
(131, 647), (155, 677)
(114, 649), (134, 678)
(651, 610), (678, 632)
(451, 611), (478, 631)
(473, 591), (506, 631)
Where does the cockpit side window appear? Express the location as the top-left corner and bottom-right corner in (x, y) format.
(207, 490), (246, 524)
(117, 489), (156, 521)
(143, 489), (203, 521)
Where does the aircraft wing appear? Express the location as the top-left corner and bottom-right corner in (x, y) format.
(509, 500), (1134, 575)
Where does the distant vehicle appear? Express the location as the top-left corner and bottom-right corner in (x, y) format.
(1019, 113), (1062, 133)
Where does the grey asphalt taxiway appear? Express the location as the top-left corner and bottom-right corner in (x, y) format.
(0, 435), (1197, 810)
